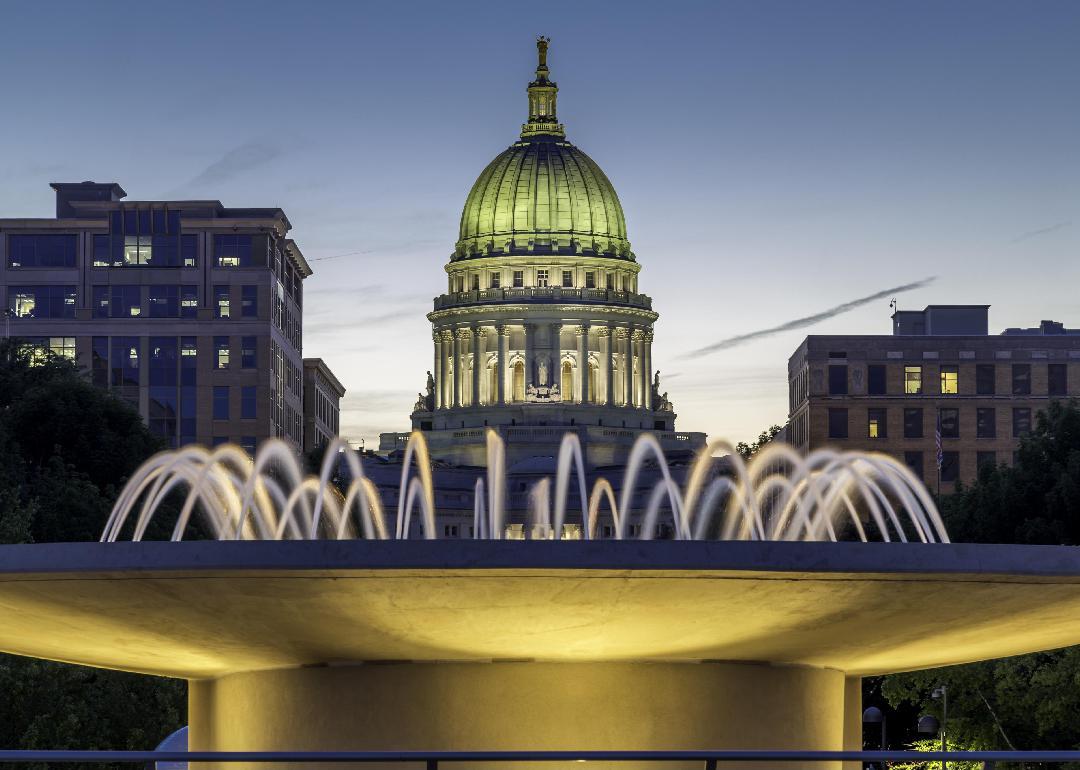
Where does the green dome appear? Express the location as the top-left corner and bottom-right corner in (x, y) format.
(455, 137), (632, 260)
(453, 38), (632, 261)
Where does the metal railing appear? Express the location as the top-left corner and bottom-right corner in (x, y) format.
(0, 749), (1077, 766)
(432, 287), (653, 311)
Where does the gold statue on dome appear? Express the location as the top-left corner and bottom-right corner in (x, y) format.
(536, 36), (550, 67)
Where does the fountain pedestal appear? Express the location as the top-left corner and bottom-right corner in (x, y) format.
(189, 662), (859, 770)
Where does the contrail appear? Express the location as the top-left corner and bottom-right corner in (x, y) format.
(682, 276), (937, 358)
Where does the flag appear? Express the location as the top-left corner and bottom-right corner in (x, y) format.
(935, 410), (943, 471)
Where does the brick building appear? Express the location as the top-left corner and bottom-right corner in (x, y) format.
(787, 305), (1080, 491)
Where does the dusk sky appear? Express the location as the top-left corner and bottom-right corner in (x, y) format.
(2, 0), (1077, 448)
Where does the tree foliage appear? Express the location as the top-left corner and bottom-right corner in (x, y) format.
(0, 342), (186, 767)
(877, 400), (1080, 756)
(736, 424), (785, 460)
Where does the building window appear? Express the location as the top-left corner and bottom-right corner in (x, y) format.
(19, 336), (76, 364)
(606, 273), (614, 290)
(827, 408), (848, 439)
(241, 285), (258, 318)
(585, 271), (596, 289)
(148, 285), (180, 318)
(1049, 363), (1068, 397)
(443, 524), (459, 538)
(939, 408), (959, 439)
(904, 408), (923, 439)
(976, 364), (995, 395)
(214, 286), (230, 318)
(867, 364), (886, 395)
(941, 451), (959, 483)
(181, 286), (198, 319)
(1012, 364), (1031, 396)
(8, 286), (77, 319)
(562, 270), (573, 287)
(8, 234), (77, 268)
(867, 408), (887, 439)
(211, 436), (229, 448)
(241, 386), (257, 419)
(214, 235), (254, 267)
(976, 408), (996, 439)
(213, 386), (229, 420)
(489, 272), (500, 289)
(92, 234), (111, 267)
(536, 269), (549, 287)
(215, 336), (230, 369)
(1013, 407), (1031, 437)
(828, 365), (847, 395)
(512, 270), (524, 288)
(904, 451), (924, 481)
(453, 275), (464, 293)
(92, 286), (109, 318)
(240, 436), (256, 456)
(904, 365), (922, 395)
(110, 337), (139, 387)
(467, 273), (477, 291)
(977, 451), (997, 470)
(182, 235), (197, 267)
(109, 285), (141, 318)
(241, 336), (257, 368)
(939, 365), (958, 395)
(91, 336), (108, 387)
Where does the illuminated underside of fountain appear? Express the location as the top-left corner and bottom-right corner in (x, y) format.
(0, 432), (1077, 770)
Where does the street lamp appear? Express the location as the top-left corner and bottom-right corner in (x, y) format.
(932, 685), (948, 770)
(862, 706), (886, 750)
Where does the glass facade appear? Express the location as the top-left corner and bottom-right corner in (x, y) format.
(9, 286), (76, 318)
(8, 234), (77, 267)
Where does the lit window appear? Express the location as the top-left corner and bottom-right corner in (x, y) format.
(214, 235), (253, 267)
(124, 235), (153, 266)
(904, 365), (922, 394)
(215, 337), (230, 370)
(536, 269), (549, 287)
(182, 235), (198, 267)
(868, 408), (887, 439)
(940, 365), (958, 395)
(214, 286), (230, 318)
(8, 286), (77, 319)
(181, 286), (198, 319)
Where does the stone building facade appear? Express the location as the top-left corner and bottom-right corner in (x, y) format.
(0, 181), (341, 454)
(379, 38), (705, 466)
(788, 305), (1080, 491)
(303, 357), (345, 452)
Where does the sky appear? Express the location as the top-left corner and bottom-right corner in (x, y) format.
(1, 0), (1077, 448)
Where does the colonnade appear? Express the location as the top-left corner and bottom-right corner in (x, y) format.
(431, 322), (654, 411)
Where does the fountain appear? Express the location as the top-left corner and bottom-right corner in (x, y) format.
(1, 431), (1080, 770)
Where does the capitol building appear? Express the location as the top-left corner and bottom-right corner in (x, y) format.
(380, 39), (705, 467)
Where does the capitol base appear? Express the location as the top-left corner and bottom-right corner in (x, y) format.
(188, 662), (859, 770)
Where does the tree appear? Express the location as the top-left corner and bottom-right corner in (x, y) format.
(878, 400), (1080, 756)
(0, 341), (186, 767)
(736, 424), (785, 460)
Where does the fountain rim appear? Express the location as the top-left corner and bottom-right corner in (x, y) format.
(0, 539), (1078, 580)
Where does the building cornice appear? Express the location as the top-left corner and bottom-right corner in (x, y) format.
(427, 304), (659, 324)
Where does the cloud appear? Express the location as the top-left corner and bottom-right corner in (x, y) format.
(1010, 221), (1073, 243)
(183, 142), (282, 189)
(682, 276), (937, 358)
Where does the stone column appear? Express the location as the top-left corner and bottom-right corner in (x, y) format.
(497, 324), (509, 406)
(643, 329), (654, 411)
(523, 323), (535, 391)
(621, 327), (634, 407)
(471, 326), (484, 407)
(550, 322), (562, 395)
(433, 330), (443, 410)
(633, 330), (646, 409)
(441, 330), (454, 409)
(577, 324), (589, 404)
(600, 326), (613, 406)
(452, 328), (462, 408)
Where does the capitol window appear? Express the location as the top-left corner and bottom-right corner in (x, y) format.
(490, 272), (500, 288)
(536, 270), (548, 287)
(513, 270), (524, 288)
(562, 270), (572, 287)
(585, 271), (596, 289)
(606, 273), (614, 290)
(471, 274), (479, 291)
